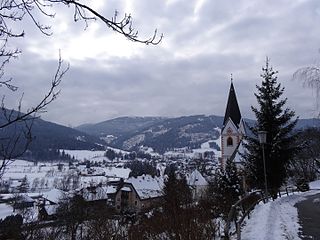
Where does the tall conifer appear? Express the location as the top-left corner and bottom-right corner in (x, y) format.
(243, 58), (298, 198)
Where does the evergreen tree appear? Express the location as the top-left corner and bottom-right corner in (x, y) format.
(17, 176), (29, 193)
(210, 158), (243, 219)
(105, 149), (116, 161)
(162, 170), (192, 214)
(243, 59), (298, 198)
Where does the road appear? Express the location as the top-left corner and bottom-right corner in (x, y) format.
(296, 193), (320, 240)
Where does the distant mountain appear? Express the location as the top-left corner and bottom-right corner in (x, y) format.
(3, 112), (317, 160)
(28, 118), (105, 150)
(77, 115), (224, 153)
(77, 116), (166, 136)
(0, 111), (105, 160)
(77, 115), (320, 154)
(295, 118), (320, 129)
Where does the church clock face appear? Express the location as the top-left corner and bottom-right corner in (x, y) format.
(227, 127), (233, 135)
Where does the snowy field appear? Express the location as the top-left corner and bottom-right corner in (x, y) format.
(241, 181), (320, 240)
(62, 149), (107, 162)
(1, 150), (132, 192)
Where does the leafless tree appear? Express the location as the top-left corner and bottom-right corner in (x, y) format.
(0, 55), (67, 178)
(289, 127), (320, 183)
(0, 0), (162, 178)
(293, 59), (320, 117)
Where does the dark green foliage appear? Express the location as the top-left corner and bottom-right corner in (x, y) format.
(162, 170), (192, 214)
(164, 163), (177, 176)
(0, 214), (23, 240)
(24, 148), (74, 162)
(289, 127), (320, 183)
(209, 159), (243, 219)
(136, 151), (152, 160)
(105, 149), (116, 160)
(124, 151), (137, 160)
(17, 176), (29, 193)
(243, 59), (298, 198)
(125, 160), (158, 177)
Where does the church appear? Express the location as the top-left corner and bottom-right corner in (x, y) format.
(220, 79), (246, 168)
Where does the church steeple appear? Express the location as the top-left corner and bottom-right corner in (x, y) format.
(223, 78), (241, 127)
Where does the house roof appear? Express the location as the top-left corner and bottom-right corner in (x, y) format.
(81, 185), (117, 201)
(223, 81), (241, 128)
(186, 169), (208, 186)
(121, 186), (132, 192)
(126, 175), (164, 200)
(44, 205), (58, 215)
(42, 189), (66, 204)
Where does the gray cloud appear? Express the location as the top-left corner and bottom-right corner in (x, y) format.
(3, 0), (320, 126)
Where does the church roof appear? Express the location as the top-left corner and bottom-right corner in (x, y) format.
(223, 81), (241, 127)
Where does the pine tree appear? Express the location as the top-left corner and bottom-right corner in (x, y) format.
(162, 170), (192, 214)
(17, 176), (29, 193)
(243, 58), (298, 198)
(211, 158), (243, 219)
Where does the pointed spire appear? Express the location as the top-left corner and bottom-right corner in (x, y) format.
(223, 79), (241, 127)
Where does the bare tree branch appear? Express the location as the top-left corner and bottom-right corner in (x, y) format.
(0, 0), (161, 179)
(0, 54), (68, 129)
(58, 0), (163, 45)
(0, 55), (67, 177)
(293, 65), (320, 117)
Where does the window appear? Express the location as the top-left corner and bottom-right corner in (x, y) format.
(227, 137), (233, 146)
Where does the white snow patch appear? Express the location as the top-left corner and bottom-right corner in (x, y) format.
(309, 180), (320, 190)
(62, 150), (106, 161)
(241, 190), (320, 240)
(0, 204), (14, 220)
(127, 175), (164, 199)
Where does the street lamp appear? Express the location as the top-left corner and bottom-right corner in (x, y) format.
(258, 130), (268, 201)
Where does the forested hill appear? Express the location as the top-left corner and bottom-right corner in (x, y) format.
(76, 115), (320, 154)
(77, 115), (224, 153)
(0, 111), (104, 160)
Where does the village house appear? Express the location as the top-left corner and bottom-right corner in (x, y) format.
(186, 169), (209, 200)
(38, 188), (66, 221)
(115, 174), (164, 213)
(79, 184), (117, 206)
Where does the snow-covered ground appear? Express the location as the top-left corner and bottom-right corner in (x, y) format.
(62, 150), (107, 162)
(241, 181), (320, 240)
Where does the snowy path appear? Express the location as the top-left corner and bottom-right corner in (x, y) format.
(241, 190), (320, 240)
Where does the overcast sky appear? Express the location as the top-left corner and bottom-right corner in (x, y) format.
(4, 0), (320, 126)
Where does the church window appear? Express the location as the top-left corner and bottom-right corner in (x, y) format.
(227, 137), (233, 146)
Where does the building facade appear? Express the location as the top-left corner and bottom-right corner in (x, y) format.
(220, 80), (246, 167)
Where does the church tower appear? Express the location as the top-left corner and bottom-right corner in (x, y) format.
(220, 78), (245, 167)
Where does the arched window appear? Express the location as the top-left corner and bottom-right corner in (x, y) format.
(227, 137), (233, 146)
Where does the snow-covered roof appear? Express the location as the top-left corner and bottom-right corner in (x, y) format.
(42, 188), (66, 204)
(233, 139), (246, 164)
(104, 167), (131, 179)
(81, 185), (117, 201)
(121, 186), (132, 192)
(187, 170), (208, 186)
(44, 205), (58, 215)
(0, 203), (14, 220)
(126, 175), (164, 200)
